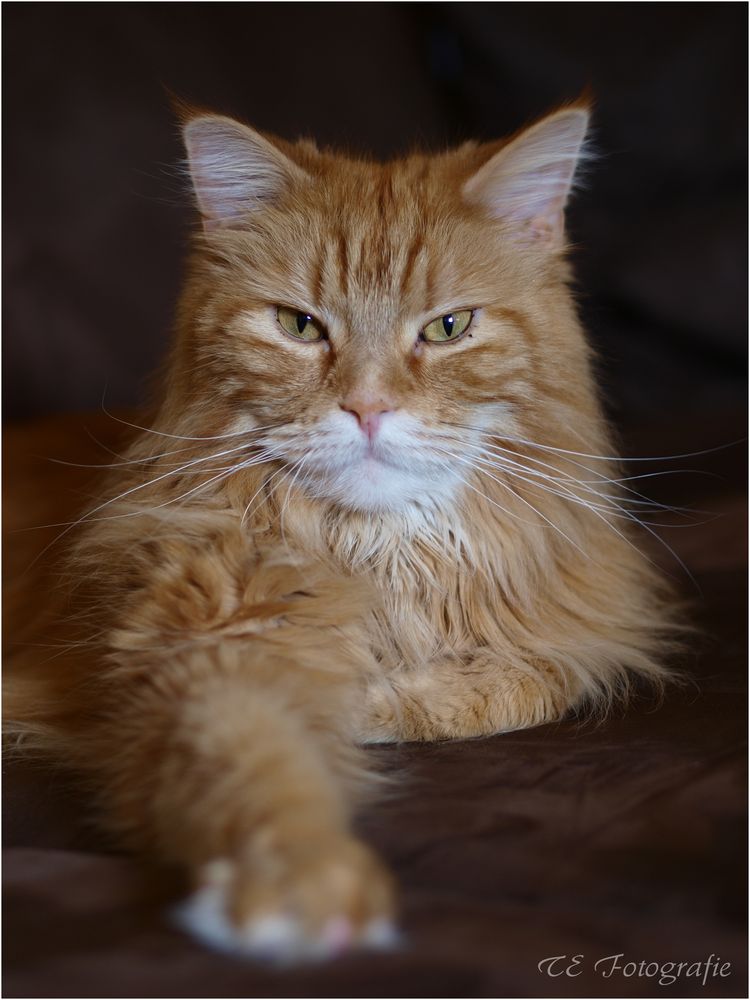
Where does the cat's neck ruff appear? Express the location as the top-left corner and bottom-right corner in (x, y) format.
(274, 486), (499, 587)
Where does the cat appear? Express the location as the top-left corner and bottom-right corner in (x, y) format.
(5, 101), (677, 961)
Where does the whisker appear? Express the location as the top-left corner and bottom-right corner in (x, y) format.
(477, 442), (714, 491)
(100, 402), (286, 443)
(277, 457), (307, 549)
(502, 434), (744, 464)
(429, 453), (557, 533)
(138, 451), (283, 516)
(43, 445), (198, 470)
(467, 437), (709, 518)
(23, 440), (275, 533)
(462, 443), (704, 520)
(435, 439), (699, 589)
(240, 460), (291, 527)
(436, 418), (742, 464)
(19, 444), (284, 575)
(465, 450), (706, 530)
(434, 446), (590, 559)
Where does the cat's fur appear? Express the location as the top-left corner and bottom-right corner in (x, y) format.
(6, 102), (677, 959)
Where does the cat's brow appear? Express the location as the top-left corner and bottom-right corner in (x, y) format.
(309, 238), (327, 309)
(336, 229), (349, 299)
(376, 170), (394, 217)
(400, 229), (424, 299)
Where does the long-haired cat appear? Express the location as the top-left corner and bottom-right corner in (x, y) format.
(6, 101), (676, 960)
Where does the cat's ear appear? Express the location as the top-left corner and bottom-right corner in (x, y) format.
(463, 107), (590, 247)
(182, 115), (308, 230)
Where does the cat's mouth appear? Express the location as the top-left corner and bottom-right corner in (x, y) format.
(355, 438), (418, 475)
(270, 416), (464, 512)
(360, 438), (396, 464)
(359, 451), (400, 478)
(286, 441), (459, 514)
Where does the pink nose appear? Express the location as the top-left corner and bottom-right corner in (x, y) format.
(340, 396), (395, 441)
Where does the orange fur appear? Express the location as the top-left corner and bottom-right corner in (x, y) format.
(5, 104), (678, 958)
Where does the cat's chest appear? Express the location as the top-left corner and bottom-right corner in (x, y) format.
(361, 555), (493, 667)
(305, 511), (497, 663)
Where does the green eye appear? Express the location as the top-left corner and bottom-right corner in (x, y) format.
(277, 306), (325, 342)
(421, 309), (474, 343)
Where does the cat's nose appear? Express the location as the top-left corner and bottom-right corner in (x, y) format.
(340, 394), (395, 441)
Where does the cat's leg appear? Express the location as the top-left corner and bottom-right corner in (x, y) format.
(358, 651), (577, 743)
(98, 642), (395, 960)
(63, 541), (396, 961)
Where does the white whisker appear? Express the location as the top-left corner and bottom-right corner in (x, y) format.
(240, 460), (290, 527)
(474, 440), (705, 517)
(20, 443), (284, 575)
(100, 403), (285, 443)
(434, 437), (699, 588)
(434, 446), (589, 559)
(461, 444), (698, 523)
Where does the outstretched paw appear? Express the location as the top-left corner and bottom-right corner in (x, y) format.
(174, 836), (398, 962)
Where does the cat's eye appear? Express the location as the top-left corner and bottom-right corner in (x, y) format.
(277, 306), (326, 342)
(421, 309), (474, 343)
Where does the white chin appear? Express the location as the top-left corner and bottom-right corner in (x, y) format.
(309, 458), (450, 513)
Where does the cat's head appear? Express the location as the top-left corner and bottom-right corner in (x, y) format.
(176, 105), (593, 514)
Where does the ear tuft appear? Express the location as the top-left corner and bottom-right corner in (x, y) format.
(183, 116), (306, 230)
(463, 107), (590, 246)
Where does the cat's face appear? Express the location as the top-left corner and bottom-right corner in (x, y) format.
(180, 109), (591, 513)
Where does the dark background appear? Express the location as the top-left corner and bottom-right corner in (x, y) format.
(3, 2), (747, 437)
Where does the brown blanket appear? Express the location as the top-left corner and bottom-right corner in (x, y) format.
(3, 413), (746, 998)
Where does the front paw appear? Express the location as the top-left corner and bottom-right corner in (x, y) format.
(355, 679), (403, 744)
(174, 835), (397, 962)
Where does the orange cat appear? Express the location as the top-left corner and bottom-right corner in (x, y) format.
(6, 102), (677, 960)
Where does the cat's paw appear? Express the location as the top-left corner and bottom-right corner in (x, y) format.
(174, 836), (398, 962)
(355, 679), (403, 744)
